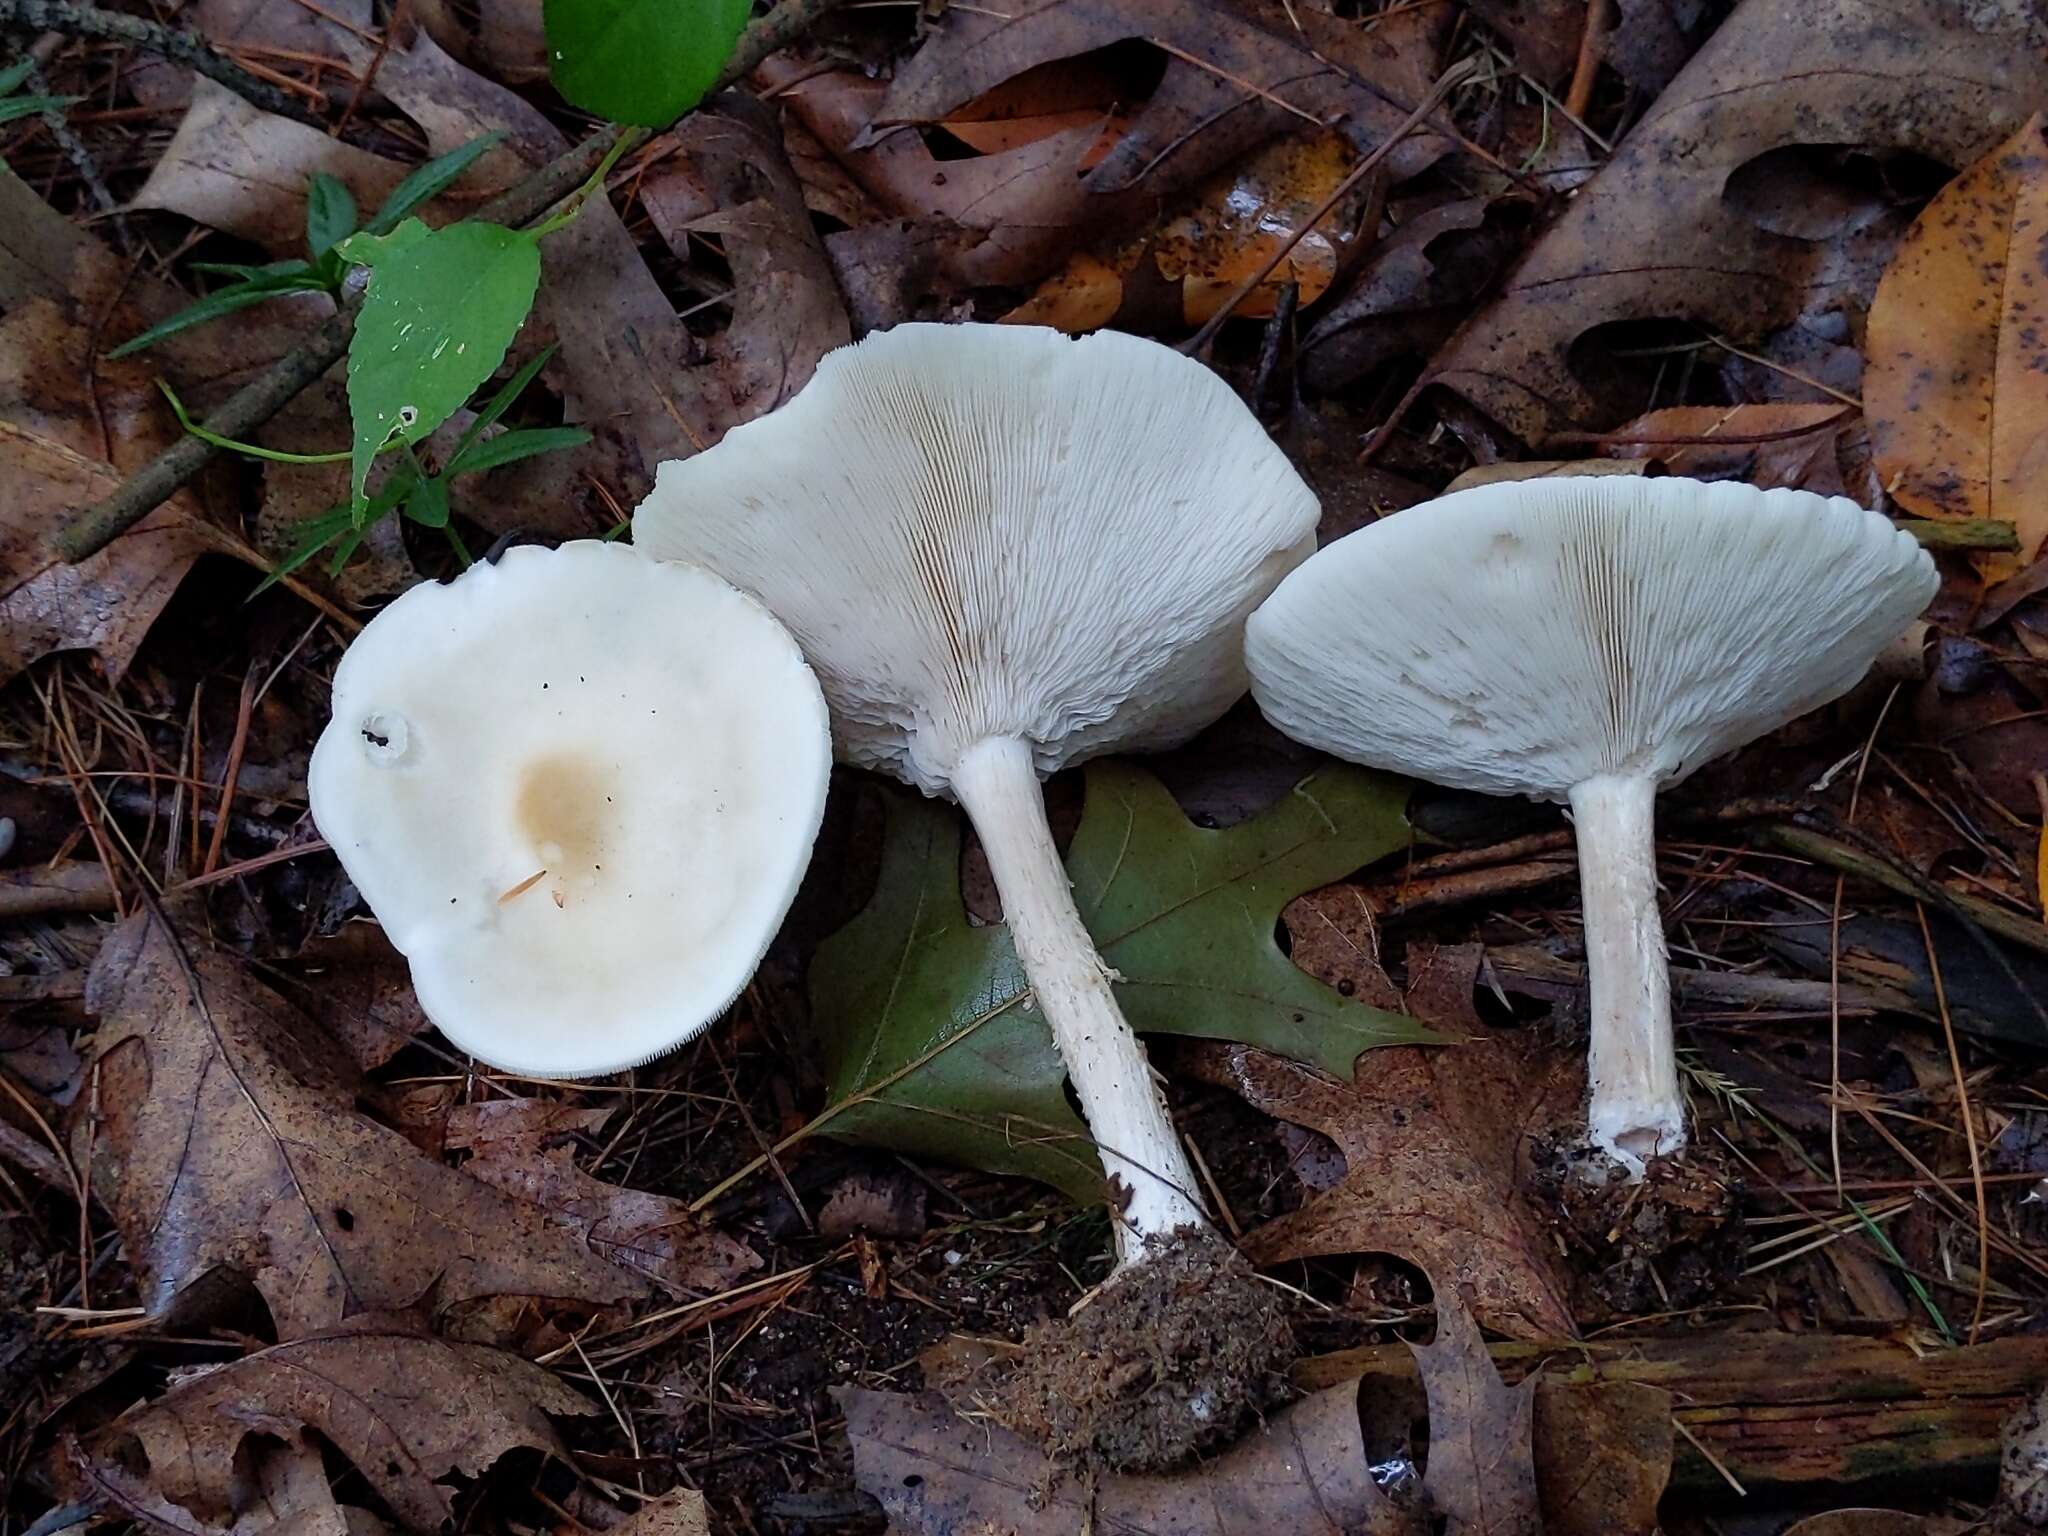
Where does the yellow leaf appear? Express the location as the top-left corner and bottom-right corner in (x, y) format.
(1867, 114), (2048, 570)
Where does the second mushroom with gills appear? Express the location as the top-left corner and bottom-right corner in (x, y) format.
(636, 323), (1318, 1461)
(1245, 477), (1938, 1176)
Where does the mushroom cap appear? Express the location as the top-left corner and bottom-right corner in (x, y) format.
(1245, 478), (1938, 801)
(307, 541), (831, 1078)
(632, 323), (1319, 796)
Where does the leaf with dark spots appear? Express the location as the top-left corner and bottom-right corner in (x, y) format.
(79, 909), (648, 1340)
(1868, 113), (2048, 566)
(71, 1331), (595, 1534)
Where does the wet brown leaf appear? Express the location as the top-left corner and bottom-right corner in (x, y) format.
(840, 1381), (1416, 1533)
(1413, 1289), (1542, 1535)
(72, 1331), (595, 1534)
(1781, 1515), (1964, 1536)
(446, 1098), (761, 1297)
(1005, 131), (1373, 331)
(1415, 0), (2048, 444)
(1216, 943), (1578, 1340)
(1532, 1381), (1670, 1536)
(80, 909), (649, 1339)
(603, 1490), (709, 1536)
(1867, 113), (2048, 565)
(281, 925), (431, 1072)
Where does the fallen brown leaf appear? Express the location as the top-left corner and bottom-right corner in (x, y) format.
(130, 78), (411, 255)
(1005, 130), (1373, 331)
(840, 1381), (1416, 1533)
(1411, 0), (2048, 443)
(874, 0), (1449, 199)
(1214, 941), (1578, 1340)
(602, 1490), (709, 1536)
(1781, 1515), (1963, 1536)
(1597, 402), (1859, 494)
(1412, 1287), (1542, 1536)
(278, 924), (431, 1072)
(639, 96), (850, 432)
(80, 908), (650, 1339)
(446, 1098), (761, 1297)
(72, 1330), (595, 1534)
(1532, 1380), (1670, 1536)
(1867, 113), (2048, 565)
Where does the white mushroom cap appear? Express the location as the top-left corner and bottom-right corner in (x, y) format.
(1245, 478), (1938, 800)
(308, 541), (831, 1079)
(632, 323), (1319, 796)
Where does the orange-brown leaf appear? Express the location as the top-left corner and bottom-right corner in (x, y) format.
(1868, 114), (2048, 564)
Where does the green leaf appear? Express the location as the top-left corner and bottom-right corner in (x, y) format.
(366, 132), (506, 236)
(107, 275), (327, 359)
(305, 173), (358, 259)
(346, 221), (541, 507)
(0, 93), (79, 124)
(251, 505), (355, 595)
(448, 344), (557, 459)
(190, 258), (316, 281)
(809, 761), (1439, 1198)
(544, 0), (752, 127)
(448, 425), (589, 475)
(334, 218), (432, 272)
(403, 474), (450, 527)
(0, 57), (39, 96)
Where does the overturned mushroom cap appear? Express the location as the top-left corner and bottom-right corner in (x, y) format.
(1245, 479), (1938, 798)
(632, 323), (1320, 795)
(308, 541), (831, 1078)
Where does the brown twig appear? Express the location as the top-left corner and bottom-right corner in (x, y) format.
(53, 0), (845, 566)
(0, 0), (325, 124)
(1563, 0), (1609, 119)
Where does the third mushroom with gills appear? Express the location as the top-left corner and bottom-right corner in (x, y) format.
(636, 323), (1318, 1459)
(1245, 477), (1937, 1176)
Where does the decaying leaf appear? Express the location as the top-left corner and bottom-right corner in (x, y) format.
(72, 1331), (595, 1534)
(638, 96), (851, 432)
(1867, 113), (2048, 564)
(602, 1490), (710, 1536)
(1005, 131), (1374, 331)
(1412, 1287), (1543, 1535)
(1598, 402), (1862, 495)
(808, 763), (1437, 1201)
(840, 1381), (1415, 1534)
(446, 1098), (762, 1297)
(81, 909), (649, 1339)
(1412, 0), (2048, 443)
(130, 78), (411, 255)
(875, 0), (1449, 199)
(1209, 942), (1578, 1340)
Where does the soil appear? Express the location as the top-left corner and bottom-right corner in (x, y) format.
(952, 1226), (1298, 1473)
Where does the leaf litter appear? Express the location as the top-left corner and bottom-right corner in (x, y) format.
(6, 0), (2048, 1530)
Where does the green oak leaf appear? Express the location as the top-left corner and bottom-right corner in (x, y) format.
(809, 759), (1440, 1199)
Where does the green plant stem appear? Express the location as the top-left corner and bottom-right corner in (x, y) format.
(155, 380), (353, 463)
(0, 0), (323, 125)
(53, 0), (846, 567)
(1898, 518), (2022, 552)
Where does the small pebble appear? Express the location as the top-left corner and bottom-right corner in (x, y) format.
(943, 1249), (963, 1266)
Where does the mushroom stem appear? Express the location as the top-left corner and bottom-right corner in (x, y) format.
(1569, 772), (1685, 1177)
(953, 736), (1210, 1263)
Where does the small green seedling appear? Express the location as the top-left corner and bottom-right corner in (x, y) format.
(0, 57), (80, 132)
(544, 0), (752, 127)
(109, 133), (507, 360)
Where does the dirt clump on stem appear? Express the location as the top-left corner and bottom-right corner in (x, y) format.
(955, 1227), (1298, 1473)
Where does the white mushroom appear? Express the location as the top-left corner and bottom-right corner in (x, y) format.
(308, 540), (831, 1078)
(1244, 478), (1938, 1176)
(634, 323), (1318, 1264)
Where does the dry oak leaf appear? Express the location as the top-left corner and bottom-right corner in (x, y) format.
(1598, 402), (1860, 496)
(80, 909), (650, 1339)
(601, 1490), (710, 1536)
(1867, 113), (2048, 565)
(873, 0), (1449, 199)
(72, 1331), (595, 1534)
(1216, 942), (1577, 1339)
(840, 1380), (1416, 1534)
(1413, 1288), (1542, 1536)
(446, 1098), (761, 1298)
(1412, 0), (2048, 444)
